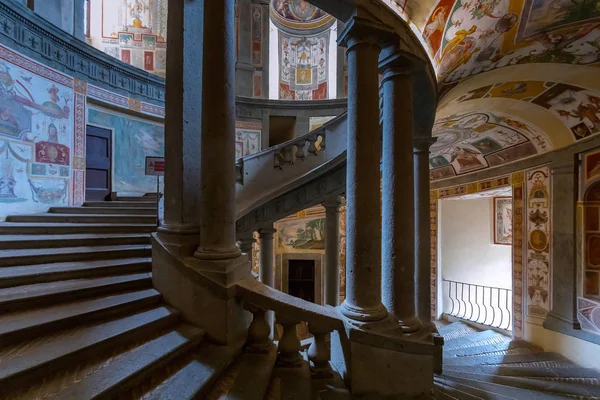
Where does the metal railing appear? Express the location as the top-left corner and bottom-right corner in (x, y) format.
(443, 279), (512, 331)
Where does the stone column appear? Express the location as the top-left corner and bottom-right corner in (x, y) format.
(158, 0), (202, 239)
(194, 0), (242, 260)
(258, 227), (276, 287)
(337, 19), (390, 323)
(544, 159), (579, 331)
(414, 136), (436, 327)
(323, 197), (341, 306)
(380, 52), (421, 333)
(236, 0), (254, 97)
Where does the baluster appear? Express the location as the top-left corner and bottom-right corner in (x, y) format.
(274, 151), (282, 170)
(448, 281), (455, 316)
(307, 324), (333, 379)
(307, 136), (319, 156)
(319, 133), (326, 150)
(282, 147), (294, 166)
(236, 160), (244, 184)
(295, 140), (307, 161)
(246, 305), (272, 353)
(276, 316), (302, 367)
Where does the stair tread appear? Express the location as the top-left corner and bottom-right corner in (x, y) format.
(443, 370), (600, 397)
(0, 222), (156, 228)
(0, 306), (178, 384)
(0, 244), (151, 259)
(13, 213), (155, 217)
(206, 344), (278, 400)
(137, 343), (237, 400)
(0, 273), (151, 304)
(437, 321), (480, 337)
(48, 324), (204, 400)
(444, 351), (570, 367)
(268, 361), (312, 400)
(435, 377), (515, 399)
(433, 383), (483, 400)
(436, 375), (571, 399)
(0, 257), (151, 279)
(0, 289), (160, 338)
(443, 364), (600, 378)
(444, 330), (510, 351)
(445, 340), (541, 358)
(0, 233), (151, 242)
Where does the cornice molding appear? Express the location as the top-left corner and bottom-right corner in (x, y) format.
(0, 0), (165, 105)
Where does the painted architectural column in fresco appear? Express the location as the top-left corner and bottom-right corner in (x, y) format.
(159, 0), (202, 237)
(194, 0), (242, 260)
(380, 52), (421, 333)
(544, 159), (579, 332)
(258, 227), (276, 287)
(337, 19), (391, 323)
(414, 136), (437, 328)
(336, 20), (346, 99)
(324, 197), (341, 306)
(236, 0), (254, 97)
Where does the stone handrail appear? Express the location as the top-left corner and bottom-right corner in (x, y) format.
(235, 111), (348, 219)
(236, 276), (343, 373)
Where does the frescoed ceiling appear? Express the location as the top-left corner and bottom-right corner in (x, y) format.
(271, 0), (334, 32)
(378, 0), (600, 181)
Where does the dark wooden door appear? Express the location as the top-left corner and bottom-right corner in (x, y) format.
(288, 260), (315, 303)
(85, 125), (111, 201)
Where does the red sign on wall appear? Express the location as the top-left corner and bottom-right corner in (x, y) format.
(145, 156), (165, 176)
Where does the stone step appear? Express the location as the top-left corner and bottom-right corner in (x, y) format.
(443, 370), (600, 398)
(0, 289), (161, 347)
(205, 343), (278, 400)
(0, 306), (179, 393)
(434, 376), (516, 399)
(0, 244), (151, 267)
(433, 383), (484, 400)
(84, 201), (158, 208)
(438, 322), (480, 340)
(129, 343), (237, 399)
(0, 257), (151, 288)
(117, 196), (157, 202)
(435, 375), (570, 399)
(0, 233), (150, 250)
(6, 213), (156, 224)
(50, 206), (157, 215)
(268, 361), (313, 400)
(0, 273), (152, 313)
(444, 340), (540, 358)
(0, 223), (157, 234)
(34, 324), (204, 400)
(443, 365), (600, 379)
(444, 351), (570, 367)
(444, 330), (510, 351)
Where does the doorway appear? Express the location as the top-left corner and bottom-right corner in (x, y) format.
(288, 259), (316, 303)
(85, 125), (112, 201)
(438, 188), (513, 331)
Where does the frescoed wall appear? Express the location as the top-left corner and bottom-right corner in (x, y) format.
(87, 107), (164, 195)
(278, 30), (329, 100)
(525, 166), (551, 319)
(235, 121), (262, 159)
(87, 0), (168, 78)
(0, 45), (80, 221)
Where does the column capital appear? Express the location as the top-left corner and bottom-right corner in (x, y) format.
(550, 159), (576, 176)
(322, 196), (342, 210)
(258, 227), (277, 238)
(379, 48), (426, 81)
(337, 16), (395, 51)
(413, 136), (437, 153)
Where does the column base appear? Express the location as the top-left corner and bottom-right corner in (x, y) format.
(397, 315), (423, 334)
(194, 246), (242, 260)
(155, 226), (200, 257)
(339, 300), (389, 324)
(152, 233), (251, 345)
(331, 315), (437, 397)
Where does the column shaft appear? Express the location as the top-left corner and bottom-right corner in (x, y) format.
(414, 137), (436, 326)
(381, 65), (421, 332)
(195, 0), (241, 260)
(338, 22), (388, 322)
(259, 228), (276, 287)
(159, 0), (202, 236)
(235, 0), (254, 97)
(324, 198), (341, 306)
